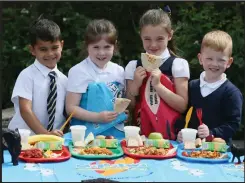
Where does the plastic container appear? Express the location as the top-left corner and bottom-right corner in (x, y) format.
(70, 125), (87, 145)
(124, 126), (140, 138)
(18, 129), (31, 145)
(181, 128), (197, 143)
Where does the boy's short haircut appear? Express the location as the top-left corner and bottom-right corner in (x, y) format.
(201, 30), (233, 57)
(29, 18), (62, 46)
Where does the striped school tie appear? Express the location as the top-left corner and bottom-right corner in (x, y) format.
(47, 71), (57, 131)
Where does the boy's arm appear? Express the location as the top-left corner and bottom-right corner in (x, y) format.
(65, 91), (117, 123)
(210, 89), (243, 140)
(19, 97), (51, 134)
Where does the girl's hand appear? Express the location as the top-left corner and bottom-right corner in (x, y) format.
(48, 129), (64, 137)
(151, 68), (162, 88)
(133, 66), (147, 88)
(98, 111), (118, 123)
(177, 131), (183, 143)
(198, 124), (210, 138)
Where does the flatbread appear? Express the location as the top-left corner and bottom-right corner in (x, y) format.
(141, 53), (162, 72)
(114, 98), (131, 113)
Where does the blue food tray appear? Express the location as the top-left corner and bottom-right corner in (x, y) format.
(176, 143), (231, 164)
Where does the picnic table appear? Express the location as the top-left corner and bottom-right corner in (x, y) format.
(2, 133), (244, 182)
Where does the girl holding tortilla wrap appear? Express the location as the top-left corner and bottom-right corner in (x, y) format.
(125, 7), (190, 140)
(65, 19), (128, 138)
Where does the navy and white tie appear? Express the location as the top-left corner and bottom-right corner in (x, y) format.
(47, 71), (57, 131)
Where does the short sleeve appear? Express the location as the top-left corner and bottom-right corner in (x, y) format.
(172, 58), (190, 79)
(116, 65), (125, 87)
(67, 66), (93, 93)
(125, 60), (137, 80)
(11, 70), (33, 104)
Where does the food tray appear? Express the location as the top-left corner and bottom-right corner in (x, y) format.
(19, 146), (71, 163)
(121, 140), (176, 159)
(68, 142), (124, 159)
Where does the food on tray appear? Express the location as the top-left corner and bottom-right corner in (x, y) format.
(141, 53), (162, 72)
(127, 146), (169, 156)
(28, 134), (64, 145)
(35, 141), (63, 150)
(114, 98), (131, 113)
(195, 138), (202, 148)
(105, 135), (115, 139)
(184, 141), (196, 149)
(205, 135), (214, 142)
(74, 147), (113, 156)
(22, 148), (63, 159)
(96, 135), (106, 139)
(144, 139), (170, 148)
(148, 132), (163, 140)
(212, 138), (226, 143)
(181, 150), (227, 159)
(91, 139), (118, 148)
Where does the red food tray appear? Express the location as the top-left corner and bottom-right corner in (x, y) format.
(19, 146), (71, 163)
(121, 140), (176, 159)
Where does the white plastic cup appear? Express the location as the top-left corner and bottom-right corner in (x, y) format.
(18, 129), (31, 145)
(181, 128), (197, 143)
(70, 125), (87, 144)
(124, 126), (140, 138)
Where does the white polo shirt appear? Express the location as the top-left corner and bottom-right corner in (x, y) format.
(125, 48), (190, 80)
(67, 57), (125, 93)
(199, 71), (227, 97)
(8, 59), (68, 135)
(67, 57), (125, 131)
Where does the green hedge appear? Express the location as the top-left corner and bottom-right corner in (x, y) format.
(2, 2), (244, 139)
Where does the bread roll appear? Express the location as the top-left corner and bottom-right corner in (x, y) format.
(212, 138), (226, 143)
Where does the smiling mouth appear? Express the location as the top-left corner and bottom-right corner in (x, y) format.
(209, 68), (219, 72)
(97, 57), (106, 61)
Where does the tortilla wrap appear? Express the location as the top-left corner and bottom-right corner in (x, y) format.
(114, 98), (131, 113)
(141, 53), (162, 72)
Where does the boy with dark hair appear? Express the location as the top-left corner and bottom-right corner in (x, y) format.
(8, 18), (67, 136)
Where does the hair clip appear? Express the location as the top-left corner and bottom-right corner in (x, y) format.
(163, 5), (171, 16)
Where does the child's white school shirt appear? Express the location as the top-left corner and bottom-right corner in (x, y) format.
(8, 59), (68, 135)
(125, 48), (190, 80)
(67, 57), (125, 93)
(199, 71), (227, 97)
(67, 57), (125, 131)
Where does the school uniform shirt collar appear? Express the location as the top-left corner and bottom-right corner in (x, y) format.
(199, 71), (227, 88)
(86, 56), (113, 74)
(34, 59), (59, 78)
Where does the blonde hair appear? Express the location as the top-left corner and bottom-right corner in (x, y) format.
(139, 9), (176, 56)
(201, 30), (233, 56)
(84, 19), (117, 46)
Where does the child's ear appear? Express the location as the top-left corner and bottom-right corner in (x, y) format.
(226, 57), (233, 69)
(60, 40), (64, 49)
(29, 45), (36, 56)
(168, 30), (174, 41)
(197, 53), (202, 65)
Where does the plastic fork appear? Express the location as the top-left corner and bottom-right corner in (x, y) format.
(196, 108), (203, 126)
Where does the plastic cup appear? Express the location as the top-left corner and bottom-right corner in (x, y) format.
(181, 128), (197, 143)
(18, 129), (31, 145)
(70, 125), (87, 145)
(124, 126), (140, 138)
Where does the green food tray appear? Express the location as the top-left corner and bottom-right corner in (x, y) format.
(68, 142), (124, 159)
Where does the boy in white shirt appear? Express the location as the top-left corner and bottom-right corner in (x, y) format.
(8, 18), (67, 136)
